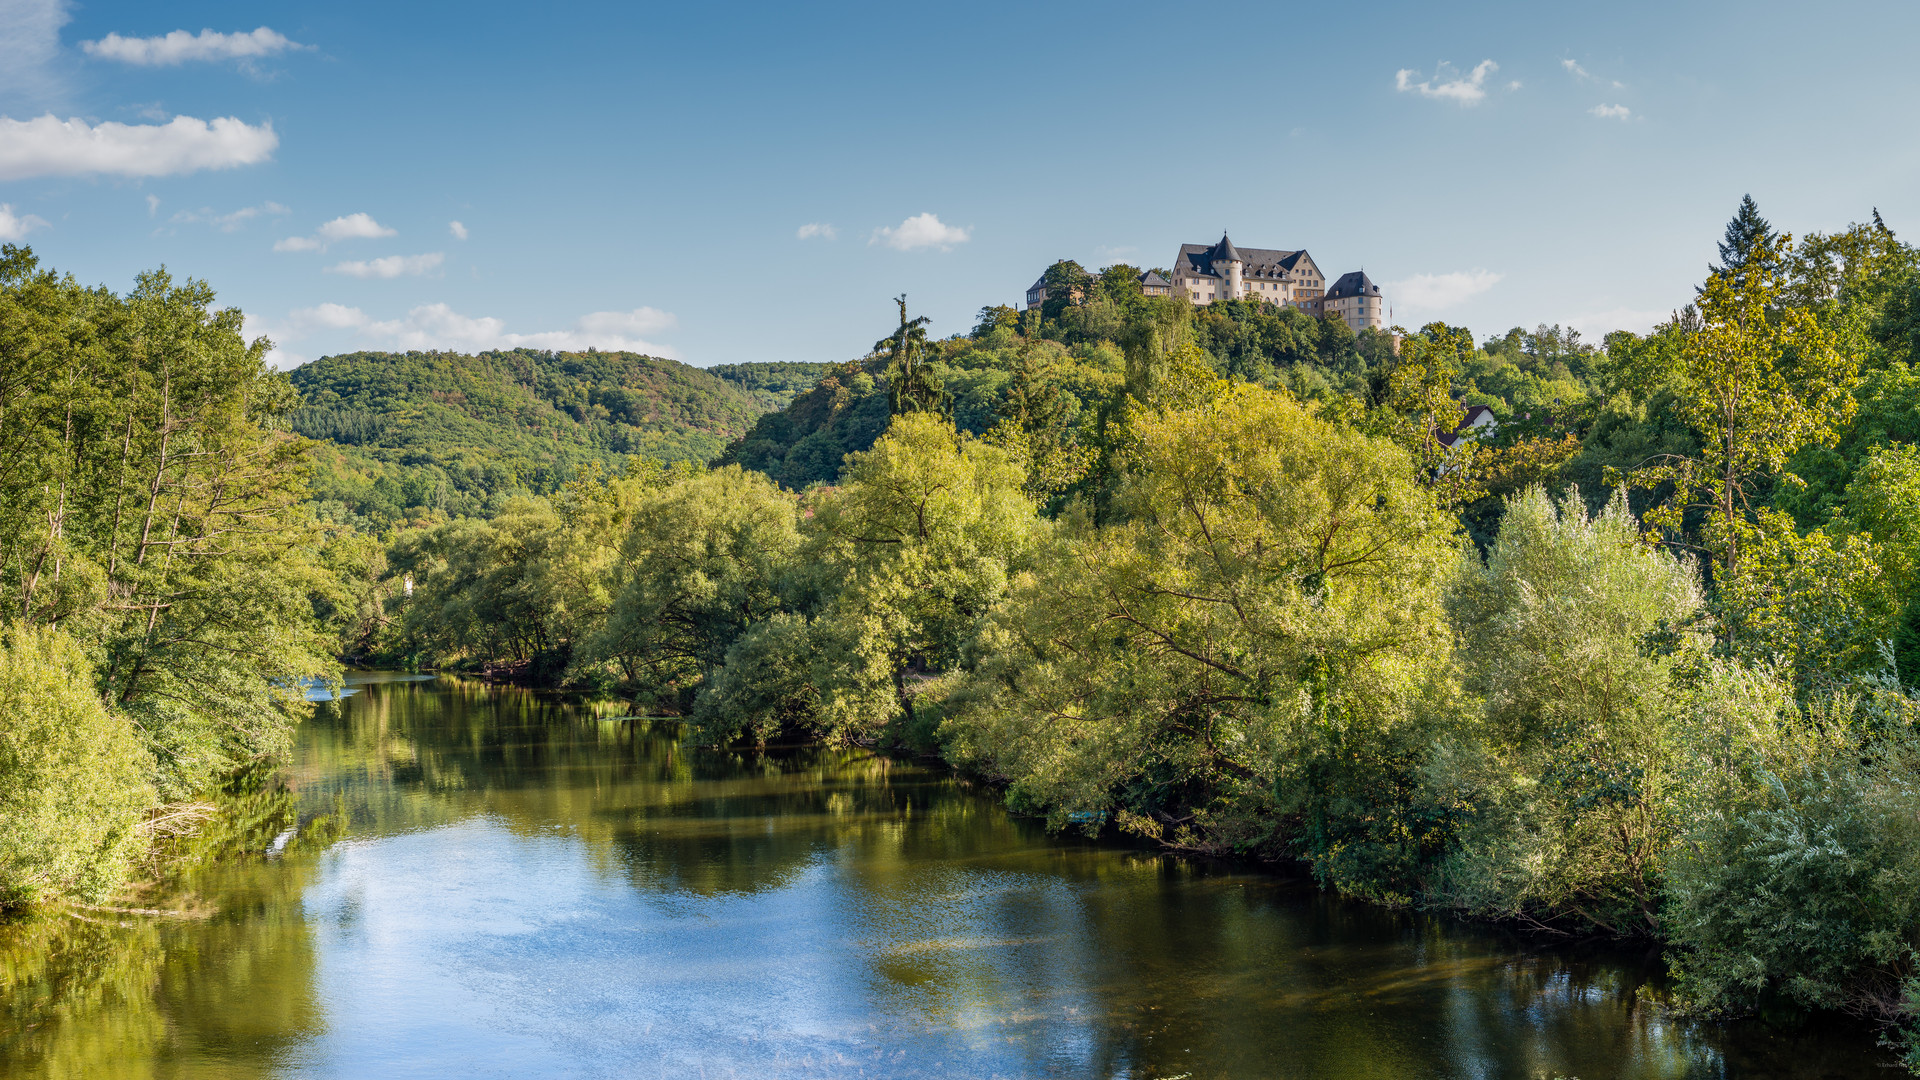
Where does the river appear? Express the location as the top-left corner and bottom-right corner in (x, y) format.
(0, 672), (1883, 1079)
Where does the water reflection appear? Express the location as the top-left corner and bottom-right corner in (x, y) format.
(0, 674), (1884, 1079)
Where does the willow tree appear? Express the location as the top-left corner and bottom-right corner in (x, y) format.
(941, 386), (1458, 893)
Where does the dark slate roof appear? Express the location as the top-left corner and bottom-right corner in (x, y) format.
(1139, 270), (1170, 287)
(1325, 271), (1381, 300)
(1435, 405), (1499, 449)
(1173, 239), (1313, 280)
(1215, 233), (1242, 263)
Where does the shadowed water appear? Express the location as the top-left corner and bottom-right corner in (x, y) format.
(0, 673), (1884, 1078)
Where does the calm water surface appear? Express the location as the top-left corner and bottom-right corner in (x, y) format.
(0, 673), (1884, 1079)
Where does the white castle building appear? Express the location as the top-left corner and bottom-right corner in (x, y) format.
(1025, 232), (1386, 334)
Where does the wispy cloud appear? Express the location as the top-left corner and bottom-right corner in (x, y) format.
(1589, 103), (1632, 120)
(0, 203), (49, 242)
(796, 222), (835, 240)
(169, 201), (289, 232)
(870, 212), (969, 251)
(0, 0), (71, 107)
(1562, 58), (1625, 89)
(448, 220), (468, 240)
(1393, 60), (1499, 105)
(276, 212), (398, 252)
(325, 252), (444, 279)
(273, 302), (679, 359)
(81, 27), (307, 66)
(1562, 306), (1670, 338)
(1385, 269), (1503, 310)
(145, 193), (161, 217)
(0, 114), (277, 180)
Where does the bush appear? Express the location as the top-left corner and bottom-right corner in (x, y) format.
(1665, 690), (1920, 1055)
(0, 624), (154, 909)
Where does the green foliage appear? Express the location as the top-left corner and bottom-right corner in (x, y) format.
(717, 359), (893, 488)
(1665, 683), (1920, 1052)
(289, 348), (783, 527)
(878, 296), (951, 418)
(1441, 487), (1703, 933)
(582, 465), (800, 709)
(703, 361), (834, 410)
(940, 386), (1457, 887)
(386, 463), (657, 677)
(782, 413), (1039, 742)
(1615, 231), (1859, 578)
(0, 249), (333, 801)
(0, 624), (153, 909)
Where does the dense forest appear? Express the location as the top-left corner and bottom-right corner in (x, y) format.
(9, 195), (1920, 1064)
(288, 349), (828, 528)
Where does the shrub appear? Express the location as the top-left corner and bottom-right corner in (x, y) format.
(0, 624), (154, 909)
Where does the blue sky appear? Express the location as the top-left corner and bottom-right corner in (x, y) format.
(2, 0), (1918, 369)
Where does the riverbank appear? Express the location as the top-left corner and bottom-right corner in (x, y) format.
(5, 673), (1884, 1079)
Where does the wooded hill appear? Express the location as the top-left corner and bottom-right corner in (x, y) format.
(288, 350), (829, 527)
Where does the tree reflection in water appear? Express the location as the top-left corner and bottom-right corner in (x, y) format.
(0, 673), (1884, 1078)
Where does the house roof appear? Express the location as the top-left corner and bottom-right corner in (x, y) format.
(1434, 405), (1498, 449)
(1139, 270), (1170, 287)
(1173, 238), (1314, 280)
(1215, 233), (1242, 263)
(1325, 271), (1381, 300)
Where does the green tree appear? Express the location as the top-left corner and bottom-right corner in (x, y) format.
(1442, 486), (1704, 933)
(732, 413), (1038, 743)
(584, 465), (800, 709)
(877, 295), (949, 417)
(941, 386), (1457, 894)
(1615, 231), (1858, 581)
(1707, 193), (1777, 283)
(0, 624), (154, 909)
(1039, 259), (1094, 322)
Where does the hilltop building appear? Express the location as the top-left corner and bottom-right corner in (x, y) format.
(1323, 271), (1385, 332)
(1026, 268), (1171, 310)
(1022, 233), (1386, 334)
(1170, 234), (1327, 315)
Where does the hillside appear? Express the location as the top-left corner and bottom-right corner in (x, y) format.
(290, 349), (825, 526)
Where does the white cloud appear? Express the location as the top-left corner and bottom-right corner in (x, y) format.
(289, 302), (369, 330)
(1563, 306), (1670, 339)
(325, 252), (445, 279)
(1393, 60), (1498, 105)
(0, 0), (70, 106)
(796, 222), (835, 240)
(0, 114), (277, 180)
(870, 212), (970, 251)
(1385, 269), (1504, 310)
(0, 203), (49, 242)
(448, 220), (468, 240)
(145, 193), (160, 217)
(169, 200), (288, 232)
(276, 213), (398, 253)
(278, 302), (678, 357)
(317, 213), (396, 241)
(1590, 103), (1632, 120)
(81, 27), (306, 66)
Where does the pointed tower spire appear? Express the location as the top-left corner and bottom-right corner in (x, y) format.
(1216, 232), (1242, 263)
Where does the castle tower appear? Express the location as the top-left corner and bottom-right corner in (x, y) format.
(1216, 233), (1243, 301)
